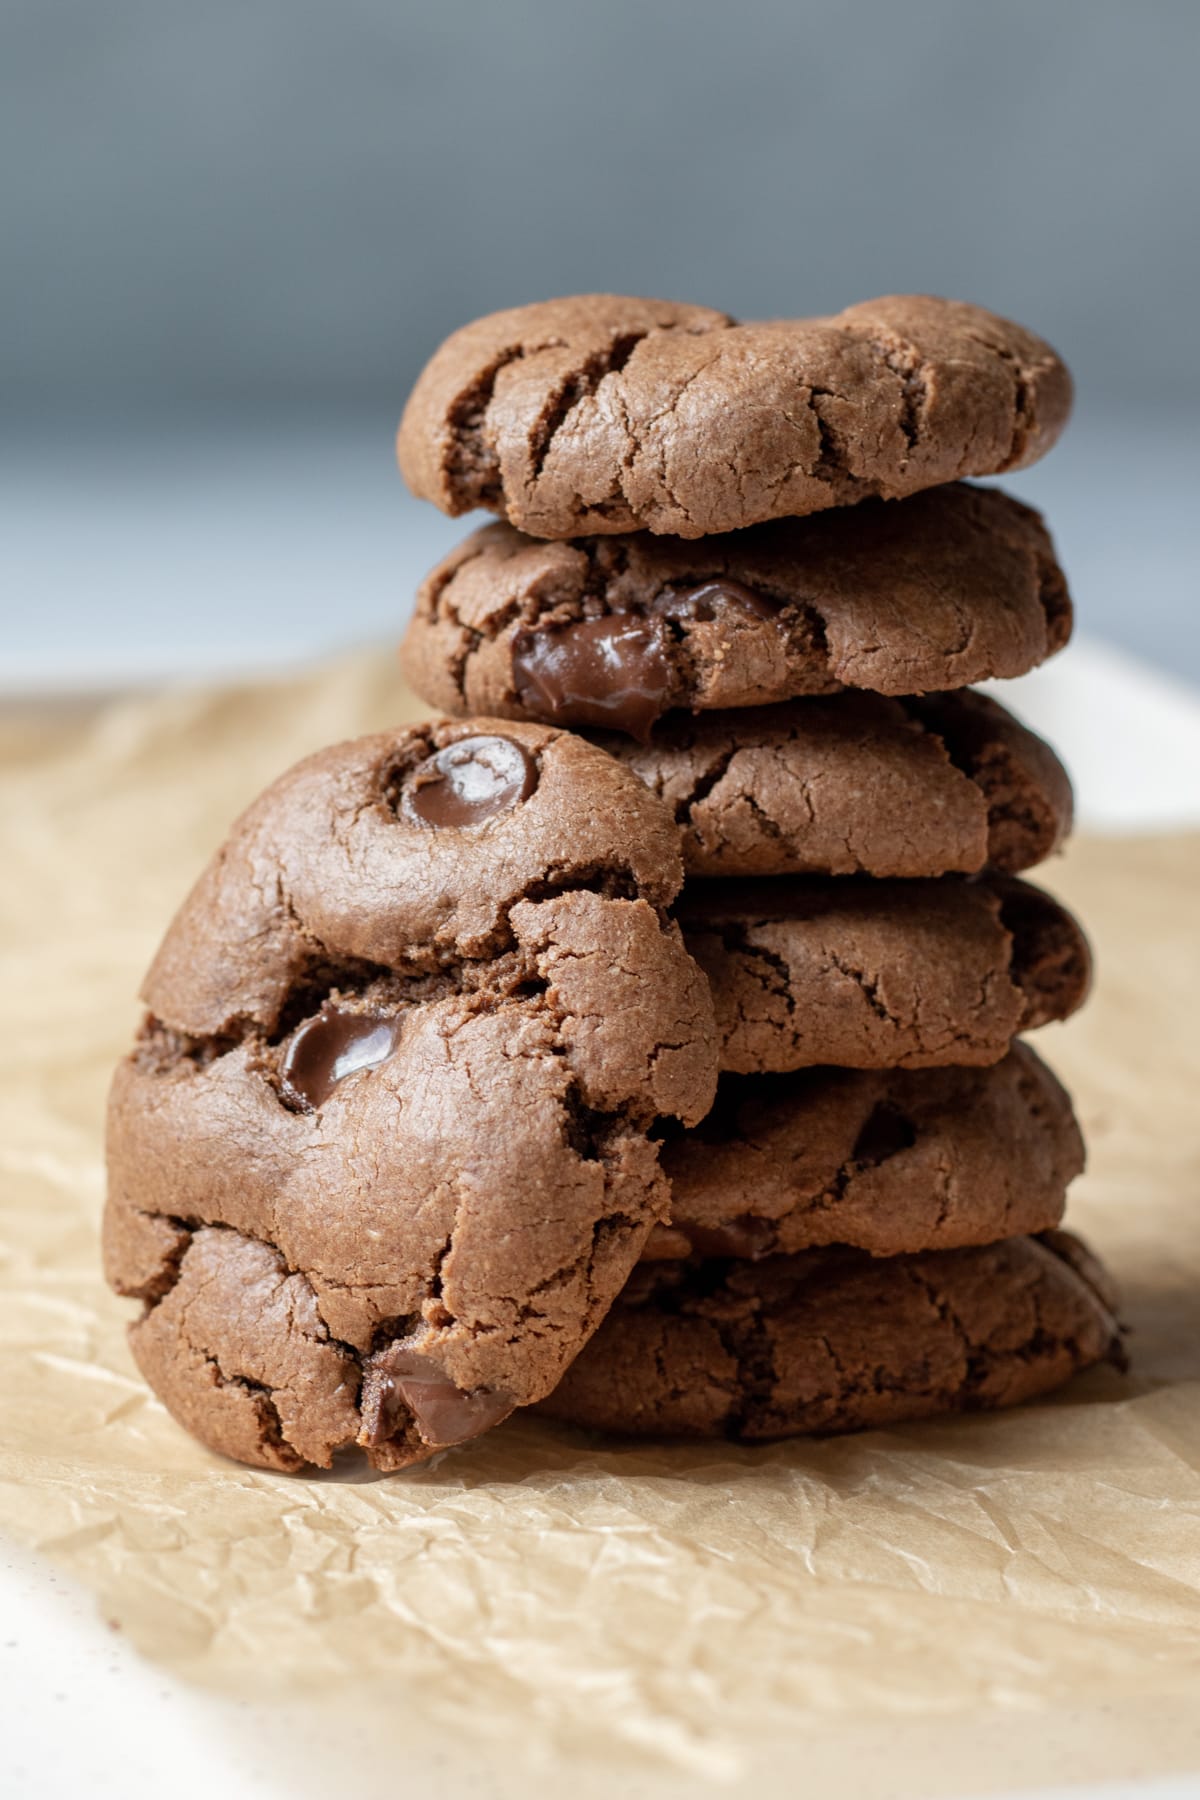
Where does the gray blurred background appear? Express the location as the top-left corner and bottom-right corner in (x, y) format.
(3, 0), (1198, 688)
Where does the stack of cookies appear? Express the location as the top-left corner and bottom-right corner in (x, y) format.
(103, 295), (1123, 1475)
(397, 295), (1122, 1445)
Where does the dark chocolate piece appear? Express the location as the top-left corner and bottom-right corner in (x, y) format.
(366, 1344), (515, 1448)
(280, 1005), (402, 1111)
(402, 733), (538, 829)
(509, 582), (780, 739)
(512, 616), (671, 740)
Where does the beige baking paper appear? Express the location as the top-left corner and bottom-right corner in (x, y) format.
(1, 652), (1198, 1800)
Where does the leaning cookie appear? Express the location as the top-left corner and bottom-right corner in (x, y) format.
(397, 293), (1071, 538)
(681, 874), (1090, 1072)
(401, 484), (1070, 738)
(598, 688), (1072, 878)
(539, 1233), (1124, 1441)
(104, 721), (718, 1473)
(644, 1044), (1083, 1262)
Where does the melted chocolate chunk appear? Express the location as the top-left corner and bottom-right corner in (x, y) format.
(511, 615), (671, 740)
(367, 1345), (515, 1448)
(279, 1005), (402, 1111)
(402, 734), (538, 828)
(509, 582), (780, 739)
(653, 578), (781, 623)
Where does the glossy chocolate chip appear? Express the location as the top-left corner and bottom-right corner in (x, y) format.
(279, 1004), (402, 1111)
(402, 734), (538, 828)
(511, 615), (671, 740)
(367, 1345), (515, 1448)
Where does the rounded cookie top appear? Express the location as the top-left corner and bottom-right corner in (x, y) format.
(600, 687), (1072, 878)
(645, 1044), (1083, 1263)
(104, 719), (718, 1474)
(539, 1232), (1124, 1441)
(401, 484), (1071, 737)
(397, 293), (1072, 539)
(681, 873), (1091, 1073)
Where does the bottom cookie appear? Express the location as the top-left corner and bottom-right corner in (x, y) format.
(539, 1232), (1124, 1442)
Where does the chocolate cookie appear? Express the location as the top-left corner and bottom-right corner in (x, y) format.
(104, 721), (718, 1473)
(599, 688), (1072, 878)
(681, 874), (1090, 1072)
(539, 1233), (1123, 1441)
(400, 484), (1070, 738)
(644, 1044), (1083, 1263)
(397, 294), (1071, 539)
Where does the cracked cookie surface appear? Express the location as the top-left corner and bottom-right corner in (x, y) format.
(397, 294), (1071, 539)
(539, 1232), (1123, 1440)
(681, 873), (1091, 1072)
(598, 688), (1072, 878)
(104, 720), (718, 1473)
(644, 1044), (1083, 1263)
(400, 484), (1070, 735)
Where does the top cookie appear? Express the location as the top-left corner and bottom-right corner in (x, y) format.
(104, 720), (718, 1472)
(397, 293), (1072, 538)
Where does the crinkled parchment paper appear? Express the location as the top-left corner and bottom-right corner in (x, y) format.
(2, 653), (1198, 1798)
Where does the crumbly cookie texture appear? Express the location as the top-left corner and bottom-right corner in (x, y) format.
(400, 484), (1070, 735)
(598, 688), (1072, 879)
(104, 720), (718, 1473)
(397, 294), (1072, 538)
(645, 1044), (1083, 1263)
(680, 874), (1091, 1073)
(539, 1232), (1123, 1441)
